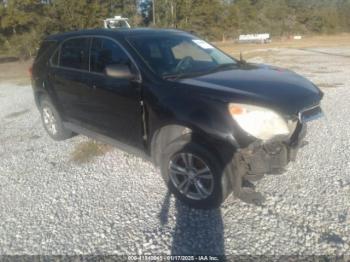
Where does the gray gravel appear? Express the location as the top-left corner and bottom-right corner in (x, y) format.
(0, 47), (349, 256)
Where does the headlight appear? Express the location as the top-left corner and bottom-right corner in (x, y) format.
(228, 103), (296, 141)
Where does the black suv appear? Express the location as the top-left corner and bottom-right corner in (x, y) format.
(31, 29), (323, 209)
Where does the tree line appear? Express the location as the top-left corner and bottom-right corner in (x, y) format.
(0, 0), (349, 59)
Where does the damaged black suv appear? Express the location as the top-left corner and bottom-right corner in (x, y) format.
(31, 29), (324, 209)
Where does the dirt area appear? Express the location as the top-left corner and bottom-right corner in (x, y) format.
(0, 59), (32, 86)
(216, 33), (350, 59)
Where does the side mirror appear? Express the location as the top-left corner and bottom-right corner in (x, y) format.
(105, 64), (136, 80)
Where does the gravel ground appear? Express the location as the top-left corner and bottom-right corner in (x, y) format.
(0, 47), (349, 256)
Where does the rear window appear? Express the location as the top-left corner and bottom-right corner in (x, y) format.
(60, 38), (90, 70)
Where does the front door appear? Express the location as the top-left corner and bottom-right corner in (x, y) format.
(81, 37), (143, 148)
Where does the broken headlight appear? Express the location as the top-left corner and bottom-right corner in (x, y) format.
(229, 103), (296, 141)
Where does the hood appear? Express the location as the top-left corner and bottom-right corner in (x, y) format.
(179, 63), (323, 115)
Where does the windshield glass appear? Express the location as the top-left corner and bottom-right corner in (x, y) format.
(127, 34), (237, 79)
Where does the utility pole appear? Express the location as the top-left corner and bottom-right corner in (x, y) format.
(153, 0), (156, 25)
(170, 0), (174, 27)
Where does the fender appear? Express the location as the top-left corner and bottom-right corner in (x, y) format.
(146, 85), (242, 166)
(145, 82), (252, 155)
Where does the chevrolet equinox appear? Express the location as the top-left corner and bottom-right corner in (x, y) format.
(31, 29), (324, 209)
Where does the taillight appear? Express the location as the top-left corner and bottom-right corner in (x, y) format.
(28, 66), (33, 78)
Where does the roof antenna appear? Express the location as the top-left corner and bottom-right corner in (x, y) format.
(240, 51), (245, 63)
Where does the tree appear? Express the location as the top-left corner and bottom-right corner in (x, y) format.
(45, 0), (108, 32)
(106, 0), (141, 26)
(0, 0), (43, 35)
(140, 0), (152, 25)
(0, 0), (45, 58)
(1, 0), (350, 59)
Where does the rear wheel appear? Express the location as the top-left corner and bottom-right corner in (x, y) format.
(39, 97), (74, 141)
(161, 138), (232, 209)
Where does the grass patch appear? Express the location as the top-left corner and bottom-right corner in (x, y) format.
(245, 50), (274, 60)
(218, 34), (350, 55)
(285, 65), (304, 71)
(311, 69), (342, 74)
(217, 34), (350, 63)
(316, 83), (343, 89)
(71, 140), (113, 164)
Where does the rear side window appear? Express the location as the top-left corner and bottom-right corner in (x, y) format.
(35, 40), (57, 64)
(50, 50), (59, 66)
(60, 38), (90, 70)
(90, 38), (129, 73)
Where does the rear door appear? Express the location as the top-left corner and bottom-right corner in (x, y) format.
(81, 37), (143, 147)
(49, 37), (91, 122)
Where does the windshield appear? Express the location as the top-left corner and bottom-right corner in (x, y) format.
(127, 34), (237, 79)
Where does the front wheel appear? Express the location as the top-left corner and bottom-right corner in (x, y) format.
(160, 138), (232, 209)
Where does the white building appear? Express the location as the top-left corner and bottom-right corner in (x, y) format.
(238, 33), (271, 43)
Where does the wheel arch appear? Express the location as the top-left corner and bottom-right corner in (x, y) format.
(34, 90), (48, 108)
(151, 124), (191, 166)
(34, 88), (66, 121)
(157, 127), (235, 208)
(150, 123), (237, 167)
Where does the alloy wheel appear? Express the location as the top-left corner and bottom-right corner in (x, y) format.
(169, 153), (214, 200)
(42, 106), (58, 135)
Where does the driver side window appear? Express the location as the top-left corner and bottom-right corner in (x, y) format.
(90, 38), (129, 73)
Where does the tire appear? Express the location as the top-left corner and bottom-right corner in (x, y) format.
(39, 96), (74, 141)
(160, 136), (232, 209)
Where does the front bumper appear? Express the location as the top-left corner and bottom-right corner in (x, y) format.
(239, 123), (307, 176)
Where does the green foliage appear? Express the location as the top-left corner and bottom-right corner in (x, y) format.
(45, 0), (108, 32)
(0, 0), (113, 58)
(0, 0), (43, 34)
(4, 30), (41, 59)
(0, 0), (350, 59)
(146, 0), (350, 40)
(0, 0), (45, 59)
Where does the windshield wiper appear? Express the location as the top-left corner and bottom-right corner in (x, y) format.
(163, 63), (238, 81)
(205, 63), (238, 74)
(163, 72), (203, 80)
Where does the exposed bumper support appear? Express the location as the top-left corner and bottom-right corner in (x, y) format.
(230, 123), (307, 203)
(243, 123), (307, 176)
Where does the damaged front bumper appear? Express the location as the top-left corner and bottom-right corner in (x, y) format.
(229, 122), (308, 202)
(239, 122), (307, 179)
(235, 104), (323, 178)
(229, 105), (322, 202)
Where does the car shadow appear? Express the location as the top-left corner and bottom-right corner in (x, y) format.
(159, 192), (225, 257)
(157, 133), (266, 258)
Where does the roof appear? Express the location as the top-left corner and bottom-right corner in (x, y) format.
(45, 28), (189, 41)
